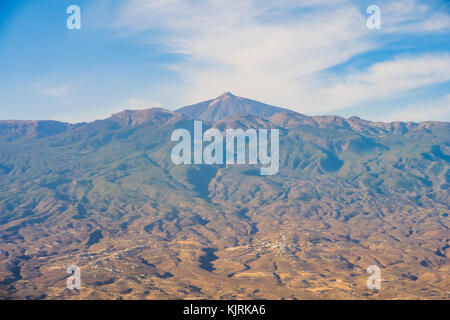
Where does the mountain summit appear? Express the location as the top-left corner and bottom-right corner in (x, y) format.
(176, 92), (290, 122)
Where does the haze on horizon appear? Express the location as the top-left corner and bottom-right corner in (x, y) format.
(0, 0), (449, 123)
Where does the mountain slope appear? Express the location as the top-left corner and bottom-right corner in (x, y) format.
(0, 94), (449, 300)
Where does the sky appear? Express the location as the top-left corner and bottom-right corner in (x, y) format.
(0, 0), (449, 123)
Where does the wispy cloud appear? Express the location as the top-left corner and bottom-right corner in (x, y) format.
(88, 0), (450, 121)
(374, 94), (450, 122)
(110, 0), (373, 107)
(33, 82), (68, 97)
(127, 98), (162, 109)
(303, 53), (450, 113)
(380, 0), (450, 33)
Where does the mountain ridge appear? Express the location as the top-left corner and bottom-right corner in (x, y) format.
(1, 93), (448, 141)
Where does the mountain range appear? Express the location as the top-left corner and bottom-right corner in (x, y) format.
(0, 93), (449, 299)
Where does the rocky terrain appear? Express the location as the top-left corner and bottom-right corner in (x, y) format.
(0, 93), (449, 299)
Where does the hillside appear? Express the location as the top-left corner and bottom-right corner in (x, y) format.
(0, 95), (449, 299)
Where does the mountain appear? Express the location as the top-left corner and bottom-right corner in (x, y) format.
(107, 108), (186, 128)
(176, 92), (290, 121)
(0, 120), (78, 141)
(0, 94), (449, 300)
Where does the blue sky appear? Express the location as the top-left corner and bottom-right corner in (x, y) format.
(0, 0), (449, 123)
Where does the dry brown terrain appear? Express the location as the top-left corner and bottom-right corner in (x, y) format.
(0, 94), (449, 299)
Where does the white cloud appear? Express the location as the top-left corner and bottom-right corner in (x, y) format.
(98, 0), (450, 117)
(380, 0), (450, 33)
(374, 94), (450, 122)
(127, 98), (162, 108)
(111, 0), (372, 108)
(304, 53), (450, 113)
(34, 82), (68, 97)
